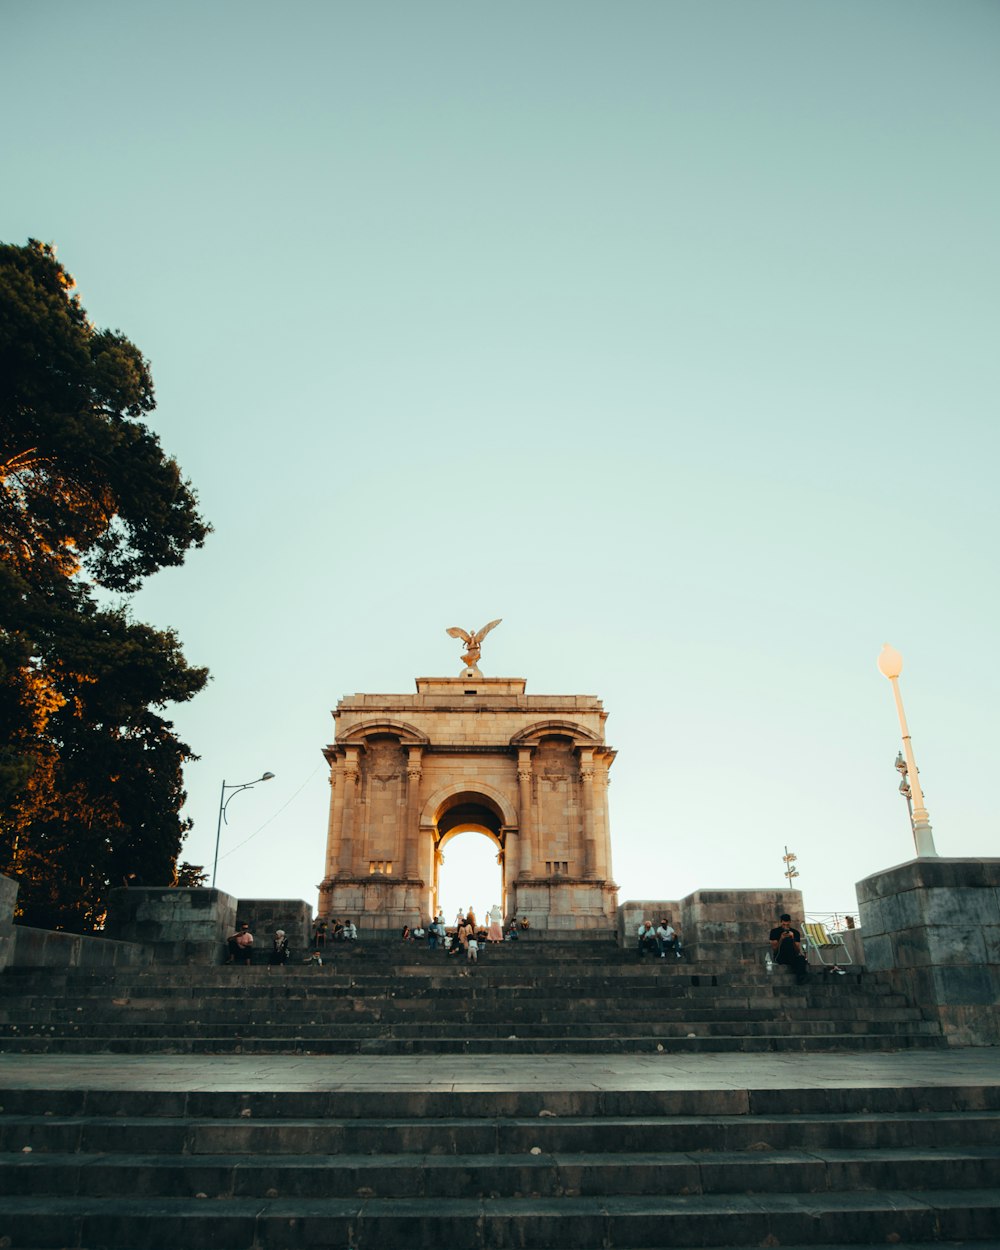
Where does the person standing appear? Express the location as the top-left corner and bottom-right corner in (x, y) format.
(487, 904), (503, 943)
(769, 914), (808, 984)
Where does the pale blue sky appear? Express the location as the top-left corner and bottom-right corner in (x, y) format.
(5, 1), (999, 922)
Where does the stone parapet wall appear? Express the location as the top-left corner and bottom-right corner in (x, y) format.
(619, 888), (805, 964)
(0, 876), (154, 971)
(6, 926), (153, 969)
(857, 856), (1000, 1046)
(105, 887), (238, 964)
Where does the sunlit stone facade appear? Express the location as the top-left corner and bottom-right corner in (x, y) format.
(318, 677), (618, 933)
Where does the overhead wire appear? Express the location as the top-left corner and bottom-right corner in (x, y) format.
(218, 763), (323, 860)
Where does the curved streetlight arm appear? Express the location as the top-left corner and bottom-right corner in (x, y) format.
(211, 772), (275, 888)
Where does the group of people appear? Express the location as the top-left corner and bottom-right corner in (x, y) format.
(398, 906), (528, 960)
(312, 918), (358, 949)
(227, 910), (827, 984)
(636, 918), (683, 959)
(226, 916), (359, 967)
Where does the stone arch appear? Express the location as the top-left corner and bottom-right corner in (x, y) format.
(509, 719), (602, 747)
(419, 780), (517, 833)
(338, 719), (429, 746)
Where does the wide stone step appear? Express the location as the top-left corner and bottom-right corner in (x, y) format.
(7, 1083), (997, 1117)
(0, 1031), (946, 1055)
(0, 987), (917, 1013)
(7, 1110), (997, 1154)
(0, 1016), (938, 1041)
(3, 1145), (999, 1199)
(0, 1188), (996, 1248)
(0, 968), (894, 990)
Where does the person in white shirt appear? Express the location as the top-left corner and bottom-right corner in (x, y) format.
(655, 920), (677, 959)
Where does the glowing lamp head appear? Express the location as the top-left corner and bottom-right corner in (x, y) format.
(877, 643), (903, 680)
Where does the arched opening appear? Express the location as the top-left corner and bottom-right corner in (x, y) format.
(436, 829), (503, 926)
(430, 792), (505, 923)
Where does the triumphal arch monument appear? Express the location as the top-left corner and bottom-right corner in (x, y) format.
(317, 623), (618, 933)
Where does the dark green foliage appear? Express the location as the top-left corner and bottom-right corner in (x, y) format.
(0, 240), (210, 931)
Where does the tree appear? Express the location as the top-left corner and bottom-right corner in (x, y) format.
(0, 240), (210, 931)
(174, 862), (208, 888)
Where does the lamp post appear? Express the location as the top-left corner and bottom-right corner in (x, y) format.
(211, 771), (275, 888)
(876, 644), (937, 857)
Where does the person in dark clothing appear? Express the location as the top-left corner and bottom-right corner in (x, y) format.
(269, 929), (290, 965)
(769, 914), (808, 984)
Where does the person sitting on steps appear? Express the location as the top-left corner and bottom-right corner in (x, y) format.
(769, 913), (808, 984)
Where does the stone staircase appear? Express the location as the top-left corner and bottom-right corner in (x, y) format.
(0, 1083), (998, 1248)
(5, 939), (994, 1249)
(0, 940), (945, 1056)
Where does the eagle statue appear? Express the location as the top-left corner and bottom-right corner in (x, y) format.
(445, 619), (502, 678)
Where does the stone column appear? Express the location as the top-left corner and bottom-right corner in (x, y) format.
(501, 825), (518, 913)
(593, 762), (610, 878)
(404, 746), (423, 879)
(337, 749), (360, 876)
(322, 758), (343, 885)
(578, 747), (597, 878)
(517, 747), (534, 878)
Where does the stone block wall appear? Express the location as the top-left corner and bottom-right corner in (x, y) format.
(236, 899), (313, 957)
(105, 886), (237, 964)
(618, 899), (682, 946)
(857, 857), (1000, 1045)
(619, 888), (804, 964)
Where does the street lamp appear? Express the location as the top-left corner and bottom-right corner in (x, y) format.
(876, 644), (938, 857)
(211, 771), (275, 888)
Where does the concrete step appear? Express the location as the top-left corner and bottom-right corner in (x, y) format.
(7, 1082), (998, 1118)
(4, 1145), (1000, 1198)
(6, 1110), (999, 1155)
(0, 1189), (996, 1248)
(0, 1017), (939, 1040)
(1, 1083), (996, 1248)
(0, 1032), (947, 1056)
